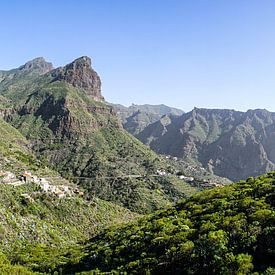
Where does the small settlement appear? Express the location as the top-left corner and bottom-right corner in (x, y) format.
(0, 170), (84, 198)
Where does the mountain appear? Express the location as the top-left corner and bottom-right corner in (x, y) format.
(60, 172), (275, 274)
(113, 103), (184, 135)
(136, 108), (275, 181)
(0, 57), (202, 214)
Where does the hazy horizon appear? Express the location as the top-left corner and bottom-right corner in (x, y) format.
(1, 0), (275, 112)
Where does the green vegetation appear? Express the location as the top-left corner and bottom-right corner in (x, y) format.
(60, 172), (275, 274)
(0, 252), (38, 275)
(0, 182), (136, 273)
(0, 117), (53, 176)
(0, 171), (274, 274)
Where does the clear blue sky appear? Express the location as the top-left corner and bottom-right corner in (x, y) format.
(0, 0), (275, 112)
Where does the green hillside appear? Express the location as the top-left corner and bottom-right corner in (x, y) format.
(8, 82), (194, 213)
(0, 116), (53, 176)
(0, 116), (137, 273)
(0, 183), (136, 273)
(0, 171), (274, 274)
(60, 172), (275, 274)
(0, 57), (201, 214)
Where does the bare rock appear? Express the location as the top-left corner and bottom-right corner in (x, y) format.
(51, 56), (104, 102)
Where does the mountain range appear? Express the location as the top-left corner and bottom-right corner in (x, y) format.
(119, 107), (275, 181)
(113, 103), (184, 135)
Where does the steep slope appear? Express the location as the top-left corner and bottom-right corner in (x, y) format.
(0, 57), (198, 214)
(0, 116), (52, 176)
(137, 108), (275, 181)
(0, 183), (136, 272)
(0, 116), (137, 273)
(137, 114), (173, 145)
(113, 103), (184, 135)
(61, 172), (275, 274)
(0, 57), (53, 104)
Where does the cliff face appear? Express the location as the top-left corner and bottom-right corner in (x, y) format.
(137, 108), (275, 181)
(50, 56), (104, 102)
(0, 56), (114, 136)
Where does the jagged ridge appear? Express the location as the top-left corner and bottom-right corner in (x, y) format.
(136, 108), (275, 181)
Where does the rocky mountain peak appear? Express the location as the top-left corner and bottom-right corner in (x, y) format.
(51, 56), (104, 101)
(19, 57), (54, 74)
(70, 56), (92, 67)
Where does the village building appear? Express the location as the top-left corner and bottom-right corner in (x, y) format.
(22, 170), (32, 183)
(179, 175), (194, 182)
(156, 169), (167, 176)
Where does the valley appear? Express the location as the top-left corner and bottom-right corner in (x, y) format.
(0, 56), (274, 274)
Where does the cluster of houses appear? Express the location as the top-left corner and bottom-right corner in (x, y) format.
(156, 169), (169, 176)
(165, 155), (178, 161)
(156, 168), (222, 189)
(179, 175), (194, 182)
(0, 170), (84, 198)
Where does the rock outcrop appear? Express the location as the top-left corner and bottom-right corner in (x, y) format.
(51, 56), (104, 101)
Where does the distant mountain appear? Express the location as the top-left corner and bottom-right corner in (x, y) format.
(113, 103), (184, 135)
(137, 108), (275, 181)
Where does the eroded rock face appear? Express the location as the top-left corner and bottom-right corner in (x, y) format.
(136, 108), (275, 181)
(51, 56), (104, 101)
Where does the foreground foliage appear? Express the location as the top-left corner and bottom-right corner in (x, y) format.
(61, 172), (275, 274)
(0, 183), (136, 273)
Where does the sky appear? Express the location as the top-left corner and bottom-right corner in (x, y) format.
(0, 0), (275, 112)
